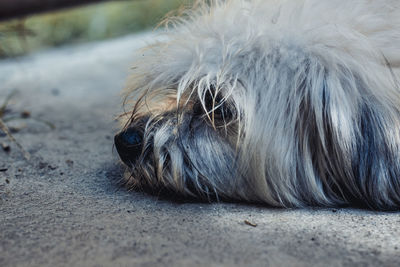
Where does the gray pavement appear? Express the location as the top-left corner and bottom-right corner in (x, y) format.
(0, 33), (399, 267)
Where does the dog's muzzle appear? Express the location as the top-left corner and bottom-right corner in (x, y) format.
(114, 127), (143, 166)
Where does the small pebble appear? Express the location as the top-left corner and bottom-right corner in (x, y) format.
(51, 88), (60, 96)
(38, 162), (47, 169)
(1, 142), (10, 152)
(48, 165), (58, 170)
(66, 160), (74, 167)
(20, 111), (31, 118)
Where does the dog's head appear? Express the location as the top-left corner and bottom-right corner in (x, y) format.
(114, 0), (400, 209)
(115, 66), (248, 200)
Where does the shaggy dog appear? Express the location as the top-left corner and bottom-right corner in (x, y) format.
(115, 0), (400, 210)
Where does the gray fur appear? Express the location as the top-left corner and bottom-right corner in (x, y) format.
(116, 0), (400, 210)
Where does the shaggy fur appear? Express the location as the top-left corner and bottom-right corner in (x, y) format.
(115, 0), (400, 210)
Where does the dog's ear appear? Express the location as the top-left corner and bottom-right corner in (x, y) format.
(294, 58), (400, 209)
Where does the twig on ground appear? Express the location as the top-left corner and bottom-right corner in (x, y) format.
(0, 118), (30, 160)
(244, 220), (257, 227)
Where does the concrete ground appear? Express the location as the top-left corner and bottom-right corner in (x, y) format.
(0, 33), (400, 267)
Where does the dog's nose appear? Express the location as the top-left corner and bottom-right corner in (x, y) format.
(114, 127), (143, 166)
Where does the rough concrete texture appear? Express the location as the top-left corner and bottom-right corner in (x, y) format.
(1, 33), (400, 267)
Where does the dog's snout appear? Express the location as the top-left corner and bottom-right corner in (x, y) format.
(114, 127), (143, 165)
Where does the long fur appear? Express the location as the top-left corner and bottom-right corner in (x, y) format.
(117, 0), (400, 210)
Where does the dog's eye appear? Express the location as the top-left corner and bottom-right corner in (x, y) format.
(193, 86), (234, 123)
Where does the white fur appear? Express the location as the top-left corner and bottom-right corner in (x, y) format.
(119, 0), (400, 209)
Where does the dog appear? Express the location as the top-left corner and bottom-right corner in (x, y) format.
(114, 0), (400, 210)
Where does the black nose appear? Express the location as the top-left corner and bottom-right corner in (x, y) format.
(114, 127), (143, 166)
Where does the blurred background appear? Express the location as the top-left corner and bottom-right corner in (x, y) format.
(0, 0), (190, 58)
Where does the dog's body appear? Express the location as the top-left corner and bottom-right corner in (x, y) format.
(115, 0), (400, 210)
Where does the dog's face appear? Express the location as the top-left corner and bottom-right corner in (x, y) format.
(115, 80), (248, 200)
(114, 0), (400, 210)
